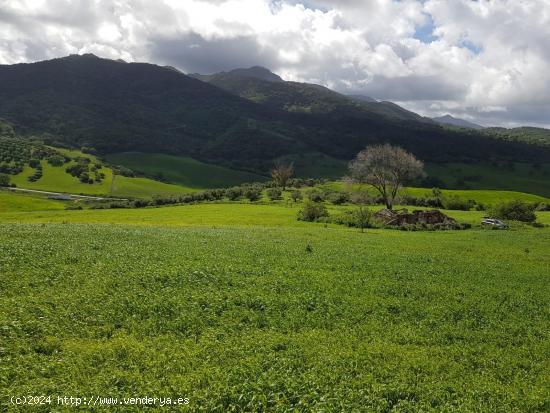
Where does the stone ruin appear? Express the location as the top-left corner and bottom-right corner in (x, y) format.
(374, 208), (457, 227)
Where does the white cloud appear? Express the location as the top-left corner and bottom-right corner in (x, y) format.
(0, 0), (549, 126)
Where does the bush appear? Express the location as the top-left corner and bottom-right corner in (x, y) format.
(243, 187), (262, 202)
(327, 191), (350, 205)
(111, 165), (135, 177)
(266, 188), (282, 201)
(535, 202), (550, 211)
(204, 189), (226, 201)
(306, 189), (325, 202)
(47, 155), (65, 166)
(490, 200), (537, 223)
(475, 203), (486, 211)
(297, 200), (328, 222)
(350, 191), (375, 205)
(79, 172), (93, 184)
(132, 199), (151, 208)
(290, 190), (303, 202)
(443, 196), (475, 211)
(28, 158), (41, 168)
(329, 207), (374, 231)
(226, 187), (243, 201)
(0, 174), (10, 187)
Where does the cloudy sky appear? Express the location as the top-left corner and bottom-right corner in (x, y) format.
(1, 0), (550, 127)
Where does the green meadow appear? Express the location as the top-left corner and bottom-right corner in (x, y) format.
(0, 189), (549, 411)
(105, 152), (266, 189)
(7, 148), (192, 199)
(322, 181), (549, 205)
(425, 162), (550, 197)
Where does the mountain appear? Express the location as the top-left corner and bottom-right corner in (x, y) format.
(192, 66), (284, 83)
(0, 54), (306, 170)
(0, 54), (548, 173)
(189, 67), (432, 123)
(348, 94), (377, 103)
(229, 66), (285, 82)
(433, 114), (483, 130)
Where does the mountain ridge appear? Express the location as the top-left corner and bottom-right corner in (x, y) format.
(0, 54), (549, 172)
(433, 114), (483, 130)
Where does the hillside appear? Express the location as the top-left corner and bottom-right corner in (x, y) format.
(105, 152), (266, 188)
(0, 135), (194, 198)
(483, 127), (550, 147)
(190, 67), (431, 122)
(1, 55), (549, 175)
(432, 114), (483, 130)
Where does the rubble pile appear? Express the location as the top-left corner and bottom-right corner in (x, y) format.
(375, 208), (458, 227)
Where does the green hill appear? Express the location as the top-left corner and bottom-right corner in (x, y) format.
(105, 152), (266, 189)
(1, 55), (549, 175)
(0, 137), (192, 198)
(424, 162), (550, 198)
(483, 127), (550, 147)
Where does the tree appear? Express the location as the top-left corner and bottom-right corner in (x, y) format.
(266, 187), (282, 201)
(243, 187), (262, 202)
(490, 200), (537, 223)
(290, 190), (303, 203)
(0, 174), (10, 187)
(348, 144), (424, 210)
(271, 161), (294, 190)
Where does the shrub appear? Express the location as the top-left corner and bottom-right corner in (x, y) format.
(490, 200), (537, 223)
(327, 191), (350, 205)
(47, 155), (65, 166)
(226, 187), (243, 201)
(28, 158), (41, 168)
(111, 165), (135, 177)
(132, 199), (151, 208)
(475, 203), (486, 211)
(79, 172), (93, 184)
(206, 189), (226, 201)
(535, 202), (550, 211)
(443, 196), (475, 211)
(0, 174), (10, 187)
(306, 189), (325, 202)
(297, 200), (328, 222)
(80, 146), (98, 155)
(243, 187), (262, 202)
(329, 207), (374, 231)
(350, 191), (375, 205)
(290, 190), (303, 203)
(266, 188), (282, 201)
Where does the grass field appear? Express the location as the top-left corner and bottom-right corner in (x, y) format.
(109, 175), (193, 198)
(1, 217), (549, 411)
(10, 161), (114, 195)
(1, 190), (549, 411)
(322, 181), (549, 205)
(7, 149), (193, 199)
(425, 162), (550, 197)
(105, 152), (266, 189)
(0, 190), (65, 213)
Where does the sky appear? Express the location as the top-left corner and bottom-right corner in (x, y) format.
(1, 0), (550, 128)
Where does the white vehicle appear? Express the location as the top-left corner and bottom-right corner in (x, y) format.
(481, 217), (509, 228)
